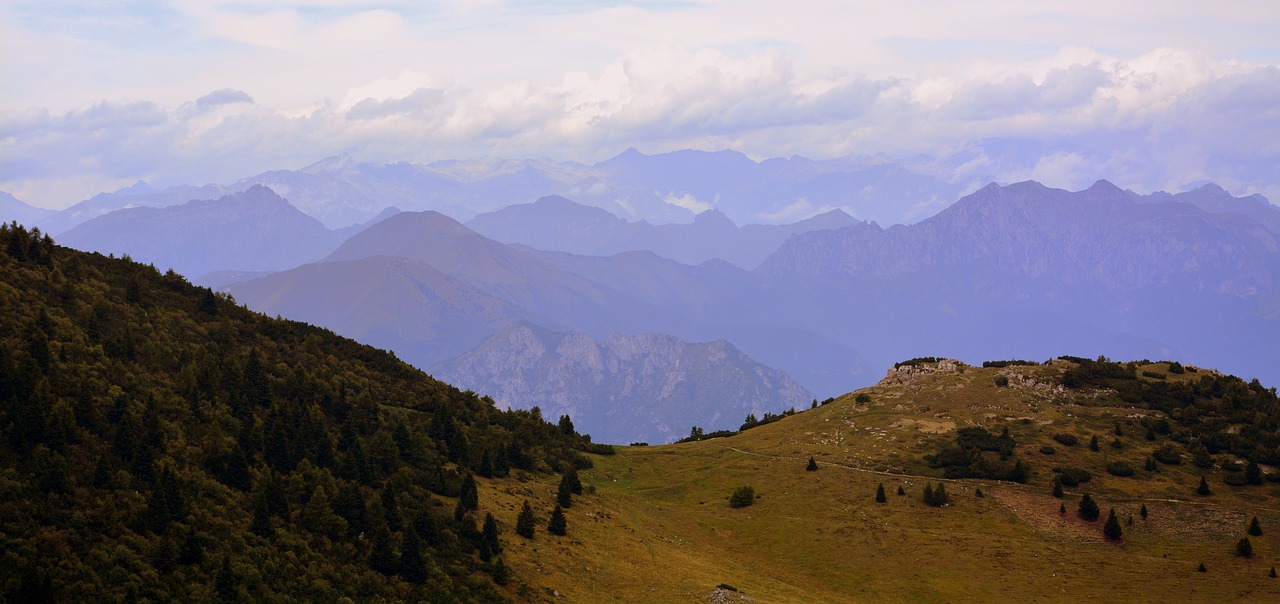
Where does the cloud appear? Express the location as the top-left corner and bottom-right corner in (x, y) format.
(196, 89), (255, 111)
(662, 192), (713, 214)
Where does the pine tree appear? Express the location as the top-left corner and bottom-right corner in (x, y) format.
(1270, 566), (1277, 579)
(215, 554), (236, 601)
(515, 500), (535, 539)
(975, 487), (984, 498)
(548, 505), (567, 536)
(897, 485), (905, 496)
(1103, 508), (1123, 540)
(1248, 516), (1263, 536)
(459, 472), (479, 511)
(1237, 537), (1254, 557)
(1246, 460), (1263, 485)
(934, 482), (948, 505)
(483, 512), (502, 554)
(1089, 435), (1100, 452)
(1052, 476), (1064, 498)
(398, 529), (426, 584)
(368, 525), (397, 575)
(566, 467), (583, 494)
(875, 483), (886, 503)
(492, 557), (511, 585)
(557, 474), (574, 508)
(806, 456), (818, 471)
(1140, 504), (1148, 520)
(923, 483), (934, 505)
(1196, 476), (1212, 496)
(1059, 503), (1066, 515)
(1198, 562), (1207, 573)
(1078, 494), (1100, 521)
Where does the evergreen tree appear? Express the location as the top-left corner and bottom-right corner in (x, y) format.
(548, 505), (567, 536)
(1198, 562), (1207, 573)
(1270, 567), (1276, 579)
(1052, 476), (1064, 498)
(515, 500), (536, 539)
(922, 483), (934, 505)
(1059, 503), (1066, 515)
(1140, 504), (1148, 520)
(398, 528), (426, 584)
(1196, 476), (1212, 496)
(1089, 435), (1100, 452)
(492, 557), (511, 586)
(558, 414), (575, 436)
(1078, 494), (1100, 521)
(250, 493), (273, 538)
(1246, 460), (1263, 485)
(483, 512), (502, 554)
(215, 554), (236, 601)
(897, 485), (905, 496)
(1103, 508), (1123, 540)
(557, 473), (574, 508)
(368, 525), (397, 575)
(875, 483), (887, 503)
(975, 487), (984, 498)
(459, 472), (479, 511)
(806, 456), (818, 471)
(301, 485), (346, 538)
(1248, 516), (1263, 536)
(566, 467), (583, 494)
(729, 486), (756, 508)
(934, 482), (949, 506)
(1237, 537), (1254, 557)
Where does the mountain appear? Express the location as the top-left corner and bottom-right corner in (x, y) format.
(468, 195), (858, 269)
(435, 324), (814, 444)
(36, 181), (231, 235)
(1141, 182), (1280, 235)
(58, 185), (340, 278)
(0, 222), (604, 602)
(0, 192), (55, 226)
(756, 180), (1280, 384)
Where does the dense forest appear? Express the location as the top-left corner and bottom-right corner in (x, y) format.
(0, 222), (607, 602)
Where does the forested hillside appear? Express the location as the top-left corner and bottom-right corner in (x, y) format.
(0, 222), (606, 602)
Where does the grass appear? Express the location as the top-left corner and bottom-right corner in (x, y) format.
(479, 361), (1280, 602)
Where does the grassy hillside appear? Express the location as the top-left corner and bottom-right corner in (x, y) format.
(491, 359), (1280, 602)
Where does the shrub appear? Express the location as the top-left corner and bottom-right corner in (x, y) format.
(855, 393), (872, 404)
(1168, 361), (1185, 374)
(1141, 370), (1166, 380)
(1053, 434), (1079, 447)
(1223, 472), (1249, 486)
(806, 456), (818, 472)
(1054, 466), (1093, 487)
(1106, 461), (1135, 477)
(1248, 516), (1262, 536)
(993, 375), (1009, 388)
(1152, 446), (1181, 465)
(1196, 476), (1212, 496)
(1040, 445), (1056, 455)
(729, 486), (756, 508)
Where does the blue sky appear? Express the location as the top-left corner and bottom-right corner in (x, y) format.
(2, 1), (1278, 208)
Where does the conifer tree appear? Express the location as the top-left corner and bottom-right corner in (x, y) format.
(566, 467), (583, 494)
(398, 529), (426, 584)
(515, 500), (536, 539)
(1059, 503), (1066, 515)
(1246, 460), (1263, 485)
(557, 474), (574, 508)
(1089, 435), (1100, 452)
(1198, 562), (1207, 573)
(934, 482), (948, 505)
(1248, 516), (1263, 536)
(493, 557), (511, 585)
(1103, 508), (1122, 540)
(806, 456), (818, 471)
(483, 512), (502, 554)
(1078, 494), (1100, 520)
(1237, 537), (1253, 557)
(1196, 476), (1212, 496)
(975, 487), (984, 498)
(459, 472), (479, 511)
(875, 483), (886, 503)
(548, 505), (567, 536)
(1052, 476), (1064, 498)
(1140, 504), (1148, 520)
(923, 483), (934, 505)
(1270, 567), (1276, 579)
(897, 485), (905, 496)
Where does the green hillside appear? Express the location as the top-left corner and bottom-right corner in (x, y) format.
(0, 223), (607, 602)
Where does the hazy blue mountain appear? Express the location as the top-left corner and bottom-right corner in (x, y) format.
(468, 195), (858, 268)
(434, 323), (813, 444)
(333, 206), (402, 241)
(0, 192), (54, 226)
(36, 181), (230, 235)
(59, 185), (339, 278)
(1140, 182), (1280, 235)
(756, 179), (1280, 385)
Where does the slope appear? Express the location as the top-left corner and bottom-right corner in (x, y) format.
(0, 223), (607, 602)
(486, 358), (1280, 602)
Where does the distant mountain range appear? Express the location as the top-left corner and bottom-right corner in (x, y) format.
(24, 148), (964, 233)
(58, 185), (339, 278)
(0, 191), (55, 226)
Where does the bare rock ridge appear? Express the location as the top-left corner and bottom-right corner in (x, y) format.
(435, 323), (814, 444)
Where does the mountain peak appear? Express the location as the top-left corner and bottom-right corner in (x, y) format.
(693, 208), (736, 229)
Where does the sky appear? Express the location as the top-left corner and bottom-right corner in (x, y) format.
(2, 1), (1279, 209)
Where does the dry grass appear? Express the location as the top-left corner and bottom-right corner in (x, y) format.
(480, 362), (1280, 602)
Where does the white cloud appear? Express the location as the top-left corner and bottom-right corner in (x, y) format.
(662, 192), (713, 214)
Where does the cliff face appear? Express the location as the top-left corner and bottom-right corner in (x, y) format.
(435, 324), (814, 444)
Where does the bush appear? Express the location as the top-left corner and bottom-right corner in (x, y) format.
(1152, 446), (1181, 465)
(729, 486), (756, 508)
(1237, 537), (1253, 557)
(855, 393), (872, 405)
(993, 375), (1009, 388)
(1040, 445), (1056, 455)
(1054, 466), (1093, 487)
(1053, 434), (1079, 447)
(1223, 472), (1249, 486)
(1106, 461), (1135, 477)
